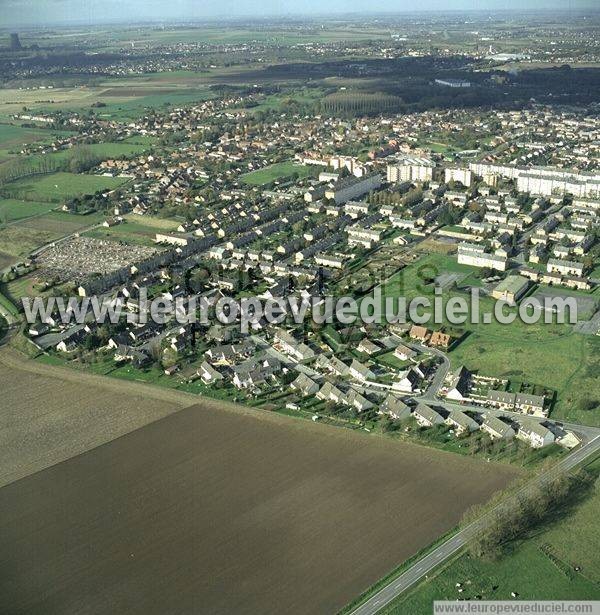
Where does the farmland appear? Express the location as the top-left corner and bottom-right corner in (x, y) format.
(0, 79), (215, 120)
(0, 140), (154, 175)
(0, 124), (73, 158)
(0, 347), (190, 487)
(0, 198), (57, 222)
(0, 376), (519, 614)
(383, 456), (600, 613)
(241, 160), (315, 186)
(0, 210), (103, 266)
(2, 171), (129, 202)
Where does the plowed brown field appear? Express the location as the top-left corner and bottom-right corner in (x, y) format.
(0, 383), (520, 615)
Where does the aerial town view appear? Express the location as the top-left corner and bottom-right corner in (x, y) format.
(0, 1), (599, 614)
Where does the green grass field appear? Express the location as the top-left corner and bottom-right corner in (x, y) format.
(83, 214), (180, 246)
(385, 542), (599, 614)
(381, 253), (600, 426)
(0, 124), (73, 157)
(0, 81), (214, 120)
(0, 198), (57, 222)
(0, 210), (103, 263)
(3, 172), (129, 203)
(241, 160), (314, 186)
(1, 141), (152, 179)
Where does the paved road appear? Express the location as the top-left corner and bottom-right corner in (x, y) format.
(350, 433), (600, 615)
(410, 342), (450, 400)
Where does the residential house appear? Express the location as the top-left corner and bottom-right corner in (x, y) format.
(445, 409), (479, 434)
(430, 331), (452, 349)
(316, 382), (346, 404)
(394, 343), (417, 361)
(515, 393), (546, 417)
(487, 390), (516, 410)
(349, 359), (375, 382)
(392, 368), (422, 393)
(409, 325), (430, 343)
(481, 415), (515, 440)
(517, 421), (556, 448)
(379, 394), (411, 420)
(291, 373), (320, 397)
(413, 403), (445, 427)
(357, 339), (381, 356)
(199, 361), (223, 384)
(346, 387), (374, 412)
(445, 365), (471, 401)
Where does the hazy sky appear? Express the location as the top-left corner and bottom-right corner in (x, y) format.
(2, 0), (597, 27)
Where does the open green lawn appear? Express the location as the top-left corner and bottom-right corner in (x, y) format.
(83, 214), (180, 246)
(3, 172), (129, 203)
(381, 253), (600, 426)
(0, 123), (73, 156)
(383, 457), (600, 613)
(385, 541), (599, 614)
(381, 252), (483, 303)
(0, 198), (57, 222)
(241, 160), (314, 186)
(0, 141), (152, 178)
(0, 210), (103, 262)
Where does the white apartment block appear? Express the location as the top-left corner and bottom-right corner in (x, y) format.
(387, 157), (435, 183)
(546, 258), (585, 276)
(444, 167), (472, 187)
(458, 245), (507, 271)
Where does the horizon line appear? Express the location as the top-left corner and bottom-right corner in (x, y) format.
(2, 7), (600, 31)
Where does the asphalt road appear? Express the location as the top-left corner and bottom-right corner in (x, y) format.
(350, 433), (600, 615)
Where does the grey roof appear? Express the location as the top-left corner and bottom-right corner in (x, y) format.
(447, 409), (479, 430)
(515, 393), (545, 409)
(414, 403), (444, 423)
(518, 421), (553, 439)
(380, 394), (411, 419)
(487, 390), (516, 405)
(482, 415), (515, 438)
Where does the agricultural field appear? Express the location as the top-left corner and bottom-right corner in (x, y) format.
(241, 160), (315, 186)
(0, 78), (214, 120)
(384, 457), (600, 614)
(11, 140), (153, 170)
(13, 25), (391, 51)
(17, 210), (102, 234)
(2, 171), (129, 202)
(0, 198), (57, 222)
(0, 225), (59, 262)
(0, 123), (73, 158)
(0, 210), (103, 266)
(0, 388), (519, 615)
(0, 347), (190, 487)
